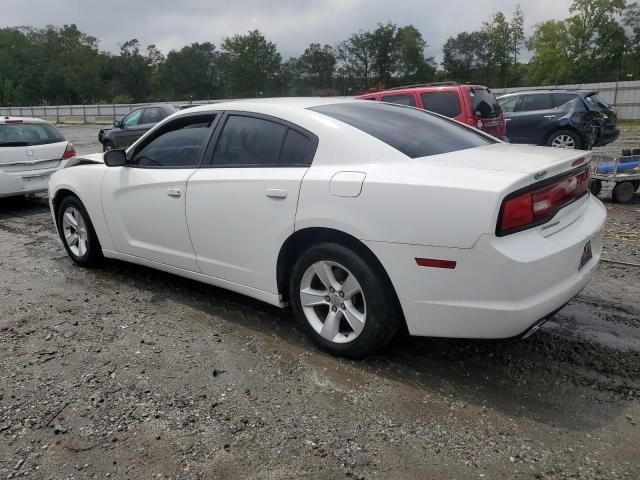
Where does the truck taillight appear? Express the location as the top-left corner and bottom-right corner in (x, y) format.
(497, 166), (590, 236)
(62, 142), (76, 160)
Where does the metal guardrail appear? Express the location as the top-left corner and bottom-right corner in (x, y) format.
(4, 80), (640, 121)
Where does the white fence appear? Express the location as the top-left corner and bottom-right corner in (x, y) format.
(3, 80), (640, 122)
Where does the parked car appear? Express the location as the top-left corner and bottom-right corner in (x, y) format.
(49, 98), (605, 358)
(98, 104), (176, 151)
(497, 89), (620, 150)
(0, 117), (75, 198)
(356, 82), (507, 140)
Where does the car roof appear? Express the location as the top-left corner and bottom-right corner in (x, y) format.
(498, 89), (595, 98)
(0, 116), (52, 125)
(174, 97), (358, 114)
(357, 84), (490, 97)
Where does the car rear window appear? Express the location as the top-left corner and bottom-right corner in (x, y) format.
(0, 122), (64, 146)
(311, 102), (494, 159)
(469, 89), (501, 119)
(420, 91), (461, 117)
(584, 94), (610, 110)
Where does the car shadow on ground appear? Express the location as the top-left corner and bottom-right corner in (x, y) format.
(76, 255), (636, 434)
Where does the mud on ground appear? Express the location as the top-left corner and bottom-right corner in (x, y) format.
(0, 126), (639, 479)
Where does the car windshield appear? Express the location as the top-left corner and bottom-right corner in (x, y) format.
(470, 88), (501, 119)
(310, 101), (494, 159)
(0, 122), (64, 146)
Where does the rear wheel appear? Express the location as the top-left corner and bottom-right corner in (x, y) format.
(547, 130), (582, 150)
(289, 243), (399, 359)
(612, 181), (636, 204)
(57, 196), (103, 266)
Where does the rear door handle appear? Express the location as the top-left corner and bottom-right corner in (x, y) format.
(265, 188), (287, 199)
(544, 115), (556, 119)
(505, 118), (512, 122)
(167, 188), (182, 197)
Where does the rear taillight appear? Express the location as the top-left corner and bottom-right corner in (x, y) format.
(62, 142), (76, 160)
(497, 165), (590, 236)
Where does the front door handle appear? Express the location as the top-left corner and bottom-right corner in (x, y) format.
(544, 115), (556, 119)
(265, 188), (287, 199)
(505, 118), (512, 122)
(167, 188), (182, 197)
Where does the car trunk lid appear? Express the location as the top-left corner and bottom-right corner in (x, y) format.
(0, 141), (68, 172)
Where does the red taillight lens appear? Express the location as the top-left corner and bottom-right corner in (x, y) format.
(500, 193), (534, 232)
(497, 167), (590, 236)
(62, 142), (76, 160)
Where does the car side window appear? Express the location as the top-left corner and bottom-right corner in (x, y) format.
(517, 95), (554, 112)
(498, 96), (519, 113)
(380, 94), (416, 107)
(142, 107), (164, 124)
(130, 114), (216, 168)
(210, 115), (312, 167)
(420, 92), (461, 117)
(122, 109), (143, 128)
(552, 93), (578, 107)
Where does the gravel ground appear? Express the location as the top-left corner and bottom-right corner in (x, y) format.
(0, 126), (638, 479)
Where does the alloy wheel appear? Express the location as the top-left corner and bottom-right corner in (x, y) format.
(299, 261), (366, 344)
(62, 206), (89, 257)
(551, 134), (576, 149)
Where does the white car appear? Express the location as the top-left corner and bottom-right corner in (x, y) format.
(48, 98), (606, 358)
(0, 117), (75, 198)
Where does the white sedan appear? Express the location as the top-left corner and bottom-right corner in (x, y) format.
(0, 117), (75, 198)
(48, 98), (606, 358)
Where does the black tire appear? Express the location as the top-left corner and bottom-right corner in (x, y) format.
(289, 242), (400, 359)
(632, 180), (640, 192)
(102, 141), (115, 152)
(589, 179), (602, 197)
(546, 130), (582, 150)
(56, 195), (103, 266)
(612, 181), (636, 204)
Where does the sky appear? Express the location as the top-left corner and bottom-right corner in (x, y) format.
(2, 0), (575, 63)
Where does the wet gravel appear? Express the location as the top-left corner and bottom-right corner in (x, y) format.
(0, 126), (639, 479)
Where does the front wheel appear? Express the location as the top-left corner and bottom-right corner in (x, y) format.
(612, 181), (636, 204)
(289, 243), (399, 359)
(547, 130), (582, 150)
(57, 196), (103, 266)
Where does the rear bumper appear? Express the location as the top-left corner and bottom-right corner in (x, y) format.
(365, 195), (607, 339)
(0, 164), (65, 198)
(597, 126), (620, 146)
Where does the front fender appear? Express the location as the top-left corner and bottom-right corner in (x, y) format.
(49, 165), (114, 251)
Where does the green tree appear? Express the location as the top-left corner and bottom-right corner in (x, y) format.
(157, 43), (217, 100)
(370, 22), (397, 84)
(336, 31), (375, 89)
(510, 4), (525, 64)
(297, 43), (336, 91)
(394, 25), (435, 83)
(526, 20), (573, 85)
(442, 31), (492, 83)
(483, 12), (512, 87)
(219, 30), (282, 97)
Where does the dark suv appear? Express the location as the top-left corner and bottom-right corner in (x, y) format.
(99, 104), (176, 151)
(497, 90), (619, 149)
(356, 82), (507, 140)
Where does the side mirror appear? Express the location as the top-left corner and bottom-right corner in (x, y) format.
(104, 149), (127, 167)
(113, 120), (122, 128)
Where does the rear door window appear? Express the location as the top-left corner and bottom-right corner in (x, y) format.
(309, 102), (494, 159)
(420, 91), (461, 117)
(0, 123), (64, 146)
(517, 94), (554, 112)
(552, 93), (578, 107)
(142, 107), (165, 124)
(469, 89), (501, 119)
(380, 94), (416, 107)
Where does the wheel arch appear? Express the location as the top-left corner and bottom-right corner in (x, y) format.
(276, 227), (406, 325)
(543, 125), (582, 147)
(51, 187), (81, 231)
